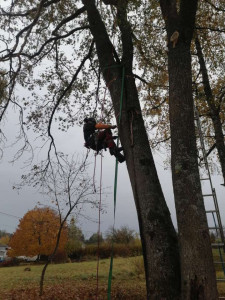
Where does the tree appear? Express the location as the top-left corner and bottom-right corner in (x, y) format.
(0, 1), (180, 298)
(18, 154), (98, 296)
(87, 232), (104, 245)
(194, 34), (225, 184)
(159, 0), (217, 298)
(66, 217), (84, 255)
(106, 225), (136, 244)
(8, 207), (67, 258)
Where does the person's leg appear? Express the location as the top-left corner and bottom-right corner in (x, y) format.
(104, 129), (125, 163)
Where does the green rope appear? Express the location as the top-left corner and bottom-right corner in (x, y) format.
(107, 66), (125, 300)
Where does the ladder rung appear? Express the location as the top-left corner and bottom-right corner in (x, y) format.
(203, 194), (214, 197)
(201, 178), (210, 180)
(206, 210), (218, 213)
(208, 227), (220, 230)
(216, 278), (225, 282)
(214, 261), (225, 264)
(212, 243), (224, 247)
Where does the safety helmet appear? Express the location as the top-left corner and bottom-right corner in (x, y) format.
(84, 117), (96, 124)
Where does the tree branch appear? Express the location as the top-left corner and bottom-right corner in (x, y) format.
(0, 0), (61, 17)
(2, 26), (89, 61)
(195, 26), (225, 33)
(52, 6), (87, 36)
(82, 0), (116, 72)
(204, 0), (225, 12)
(47, 41), (94, 145)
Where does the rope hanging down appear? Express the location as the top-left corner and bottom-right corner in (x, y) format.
(107, 65), (125, 300)
(96, 153), (103, 298)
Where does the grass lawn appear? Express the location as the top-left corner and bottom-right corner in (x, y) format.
(0, 257), (146, 299)
(0, 256), (224, 299)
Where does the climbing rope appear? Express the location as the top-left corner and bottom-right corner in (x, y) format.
(96, 153), (103, 299)
(94, 65), (125, 300)
(107, 65), (125, 300)
(93, 5), (124, 296)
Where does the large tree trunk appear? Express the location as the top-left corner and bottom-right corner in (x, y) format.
(82, 0), (181, 298)
(195, 36), (225, 185)
(168, 42), (218, 299)
(159, 0), (218, 298)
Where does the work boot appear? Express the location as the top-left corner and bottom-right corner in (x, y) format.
(117, 153), (125, 163)
(109, 147), (125, 163)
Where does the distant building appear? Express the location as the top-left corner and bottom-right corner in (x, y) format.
(0, 244), (9, 262)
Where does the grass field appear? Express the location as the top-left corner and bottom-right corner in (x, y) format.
(0, 257), (146, 299)
(0, 256), (224, 299)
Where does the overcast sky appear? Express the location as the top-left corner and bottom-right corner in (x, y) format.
(0, 104), (224, 238)
(0, 104), (176, 238)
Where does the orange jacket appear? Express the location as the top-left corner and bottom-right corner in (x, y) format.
(95, 123), (114, 130)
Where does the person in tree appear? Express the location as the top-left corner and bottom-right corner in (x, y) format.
(83, 117), (125, 163)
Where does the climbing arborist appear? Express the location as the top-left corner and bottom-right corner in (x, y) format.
(83, 117), (125, 163)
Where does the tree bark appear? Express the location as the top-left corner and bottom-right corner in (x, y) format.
(168, 42), (218, 300)
(160, 0), (218, 298)
(195, 35), (225, 185)
(82, 0), (181, 298)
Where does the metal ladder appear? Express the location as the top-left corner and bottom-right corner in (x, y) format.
(195, 107), (225, 283)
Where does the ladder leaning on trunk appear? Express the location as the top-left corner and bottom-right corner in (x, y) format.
(194, 106), (225, 283)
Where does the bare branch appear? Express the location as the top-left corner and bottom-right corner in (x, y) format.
(47, 40), (94, 148)
(196, 26), (225, 33)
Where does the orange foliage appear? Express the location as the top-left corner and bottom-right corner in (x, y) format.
(8, 207), (67, 258)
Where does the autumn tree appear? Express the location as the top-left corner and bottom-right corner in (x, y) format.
(133, 1), (225, 187)
(8, 207), (67, 259)
(192, 1), (225, 184)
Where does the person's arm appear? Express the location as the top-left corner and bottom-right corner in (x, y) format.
(95, 123), (116, 129)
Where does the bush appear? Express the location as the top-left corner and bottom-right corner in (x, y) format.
(68, 241), (142, 260)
